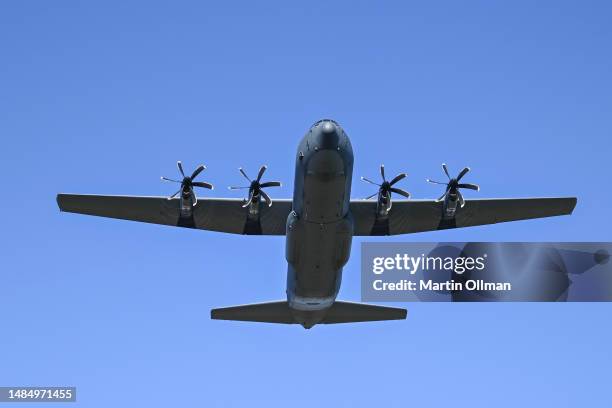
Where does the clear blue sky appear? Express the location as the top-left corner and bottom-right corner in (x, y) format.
(1, 1), (611, 407)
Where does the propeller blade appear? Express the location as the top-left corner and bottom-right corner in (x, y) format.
(190, 187), (198, 206)
(228, 186), (250, 190)
(390, 188), (410, 198)
(457, 190), (465, 208)
(360, 177), (380, 186)
(364, 192), (378, 200)
(169, 189), (181, 199)
(239, 167), (251, 182)
(193, 181), (214, 190)
(458, 183), (479, 191)
(191, 165), (206, 180)
(260, 190), (273, 207)
(436, 192), (447, 202)
(457, 167), (470, 181)
(426, 179), (447, 185)
(380, 164), (386, 181)
(389, 173), (407, 186)
(442, 163), (450, 179)
(161, 177), (181, 183)
(260, 181), (281, 188)
(256, 165), (267, 182)
(177, 161), (185, 177)
(242, 192), (254, 208)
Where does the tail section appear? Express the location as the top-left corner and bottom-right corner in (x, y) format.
(211, 300), (406, 328)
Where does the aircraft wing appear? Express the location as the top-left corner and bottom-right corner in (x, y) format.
(56, 194), (292, 235)
(58, 194), (577, 236)
(350, 197), (577, 236)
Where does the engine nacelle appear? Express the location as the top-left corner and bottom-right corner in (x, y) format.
(179, 189), (195, 218)
(443, 192), (459, 218)
(376, 191), (392, 217)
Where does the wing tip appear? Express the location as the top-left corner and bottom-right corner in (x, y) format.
(56, 193), (78, 212)
(568, 197), (578, 214)
(56, 193), (66, 212)
(560, 197), (578, 215)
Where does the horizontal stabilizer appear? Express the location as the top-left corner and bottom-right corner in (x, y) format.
(211, 300), (406, 326)
(211, 301), (294, 324)
(321, 301), (407, 324)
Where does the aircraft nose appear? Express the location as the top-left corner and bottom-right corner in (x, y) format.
(314, 120), (340, 149)
(321, 120), (336, 135)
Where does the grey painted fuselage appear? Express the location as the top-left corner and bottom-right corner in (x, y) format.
(285, 119), (354, 328)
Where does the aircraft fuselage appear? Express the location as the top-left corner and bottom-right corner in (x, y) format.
(285, 120), (354, 328)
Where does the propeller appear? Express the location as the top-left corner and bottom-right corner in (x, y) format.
(361, 164), (410, 211)
(161, 161), (214, 206)
(426, 163), (479, 208)
(228, 165), (281, 208)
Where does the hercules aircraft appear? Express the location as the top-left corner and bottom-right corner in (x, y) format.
(57, 119), (577, 328)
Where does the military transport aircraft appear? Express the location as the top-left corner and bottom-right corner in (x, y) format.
(57, 119), (577, 328)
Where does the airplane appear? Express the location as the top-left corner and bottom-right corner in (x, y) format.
(56, 119), (577, 329)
